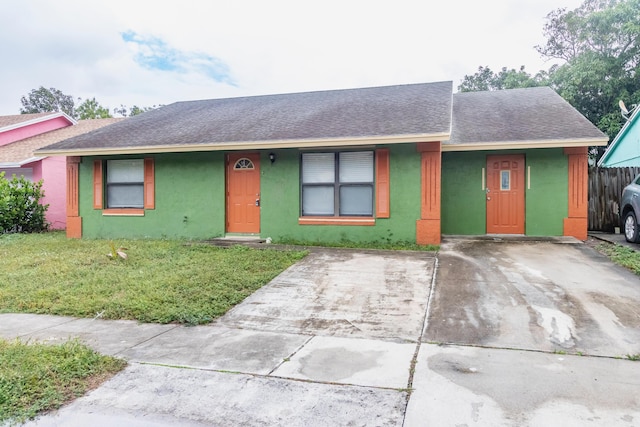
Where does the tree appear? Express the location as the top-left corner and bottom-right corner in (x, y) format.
(459, 66), (549, 92)
(113, 104), (162, 117)
(20, 86), (75, 118)
(76, 97), (112, 119)
(537, 0), (640, 140)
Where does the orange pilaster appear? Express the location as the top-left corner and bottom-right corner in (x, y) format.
(66, 157), (82, 238)
(563, 147), (588, 240)
(416, 142), (442, 245)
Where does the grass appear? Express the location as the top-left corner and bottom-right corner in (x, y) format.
(0, 338), (126, 425)
(276, 237), (438, 251)
(0, 231), (307, 325)
(595, 242), (640, 275)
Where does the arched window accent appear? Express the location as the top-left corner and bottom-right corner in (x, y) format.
(234, 158), (255, 170)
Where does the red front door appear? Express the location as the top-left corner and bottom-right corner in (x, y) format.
(486, 154), (525, 234)
(226, 153), (260, 233)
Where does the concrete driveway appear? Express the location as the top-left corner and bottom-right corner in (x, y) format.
(7, 239), (640, 426)
(408, 237), (640, 426)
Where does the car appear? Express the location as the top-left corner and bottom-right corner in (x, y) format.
(620, 174), (640, 242)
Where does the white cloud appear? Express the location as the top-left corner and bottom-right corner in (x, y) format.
(0, 0), (584, 116)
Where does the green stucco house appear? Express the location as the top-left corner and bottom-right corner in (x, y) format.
(36, 82), (607, 245)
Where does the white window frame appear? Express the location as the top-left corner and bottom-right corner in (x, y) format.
(105, 159), (145, 209)
(300, 151), (374, 217)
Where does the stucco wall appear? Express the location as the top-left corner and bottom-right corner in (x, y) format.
(261, 144), (421, 244)
(79, 145), (422, 243)
(80, 152), (226, 239)
(441, 148), (568, 236)
(40, 156), (67, 230)
(0, 116), (71, 147)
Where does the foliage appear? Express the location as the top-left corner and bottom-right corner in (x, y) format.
(107, 241), (128, 260)
(0, 173), (49, 234)
(76, 97), (112, 119)
(0, 338), (125, 425)
(458, 65), (550, 92)
(20, 86), (75, 118)
(595, 242), (640, 275)
(113, 104), (162, 117)
(0, 232), (307, 325)
(18, 86), (160, 119)
(538, 0), (640, 148)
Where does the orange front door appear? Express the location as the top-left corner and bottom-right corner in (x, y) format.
(486, 154), (525, 234)
(226, 153), (260, 233)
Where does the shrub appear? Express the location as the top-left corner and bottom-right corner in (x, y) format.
(0, 172), (49, 233)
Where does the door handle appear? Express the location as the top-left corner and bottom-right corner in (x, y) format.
(255, 198), (260, 207)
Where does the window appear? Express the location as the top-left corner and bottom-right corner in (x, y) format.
(106, 159), (144, 208)
(93, 158), (154, 213)
(301, 151), (374, 216)
(500, 170), (510, 191)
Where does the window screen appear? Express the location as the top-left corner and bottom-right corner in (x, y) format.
(301, 151), (374, 216)
(106, 159), (144, 208)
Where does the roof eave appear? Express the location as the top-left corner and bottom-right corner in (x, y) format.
(597, 108), (640, 166)
(442, 137), (608, 152)
(34, 132), (451, 156)
(0, 112), (77, 133)
(0, 157), (45, 168)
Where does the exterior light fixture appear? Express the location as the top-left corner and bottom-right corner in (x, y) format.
(269, 152), (276, 163)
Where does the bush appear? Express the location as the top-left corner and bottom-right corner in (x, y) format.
(0, 172), (49, 233)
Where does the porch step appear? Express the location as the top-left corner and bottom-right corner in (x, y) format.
(206, 236), (267, 247)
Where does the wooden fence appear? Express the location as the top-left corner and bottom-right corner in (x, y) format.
(588, 167), (640, 231)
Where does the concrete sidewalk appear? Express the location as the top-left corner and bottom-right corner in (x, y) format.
(1, 313), (412, 426)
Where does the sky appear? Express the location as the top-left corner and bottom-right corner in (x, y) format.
(0, 0), (585, 117)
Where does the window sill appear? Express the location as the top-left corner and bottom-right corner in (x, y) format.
(102, 209), (145, 216)
(298, 217), (375, 226)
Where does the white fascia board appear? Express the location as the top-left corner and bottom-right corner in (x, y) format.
(34, 132), (452, 156)
(0, 112), (77, 133)
(442, 137), (609, 152)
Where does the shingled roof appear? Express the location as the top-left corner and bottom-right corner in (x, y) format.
(35, 82), (608, 156)
(36, 82), (453, 155)
(0, 112), (59, 130)
(0, 118), (124, 165)
(446, 87), (607, 150)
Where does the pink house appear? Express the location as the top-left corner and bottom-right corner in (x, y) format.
(0, 113), (123, 229)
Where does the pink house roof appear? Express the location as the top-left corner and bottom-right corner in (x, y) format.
(0, 112), (77, 148)
(0, 112), (76, 132)
(0, 118), (124, 166)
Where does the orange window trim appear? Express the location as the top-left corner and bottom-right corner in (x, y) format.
(144, 158), (155, 209)
(103, 209), (145, 216)
(375, 148), (390, 218)
(298, 217), (375, 226)
(93, 158), (155, 211)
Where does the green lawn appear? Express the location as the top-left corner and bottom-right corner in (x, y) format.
(596, 242), (640, 275)
(0, 338), (126, 425)
(0, 232), (307, 325)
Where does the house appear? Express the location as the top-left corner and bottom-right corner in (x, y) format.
(597, 104), (640, 167)
(35, 82), (607, 244)
(0, 113), (123, 229)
